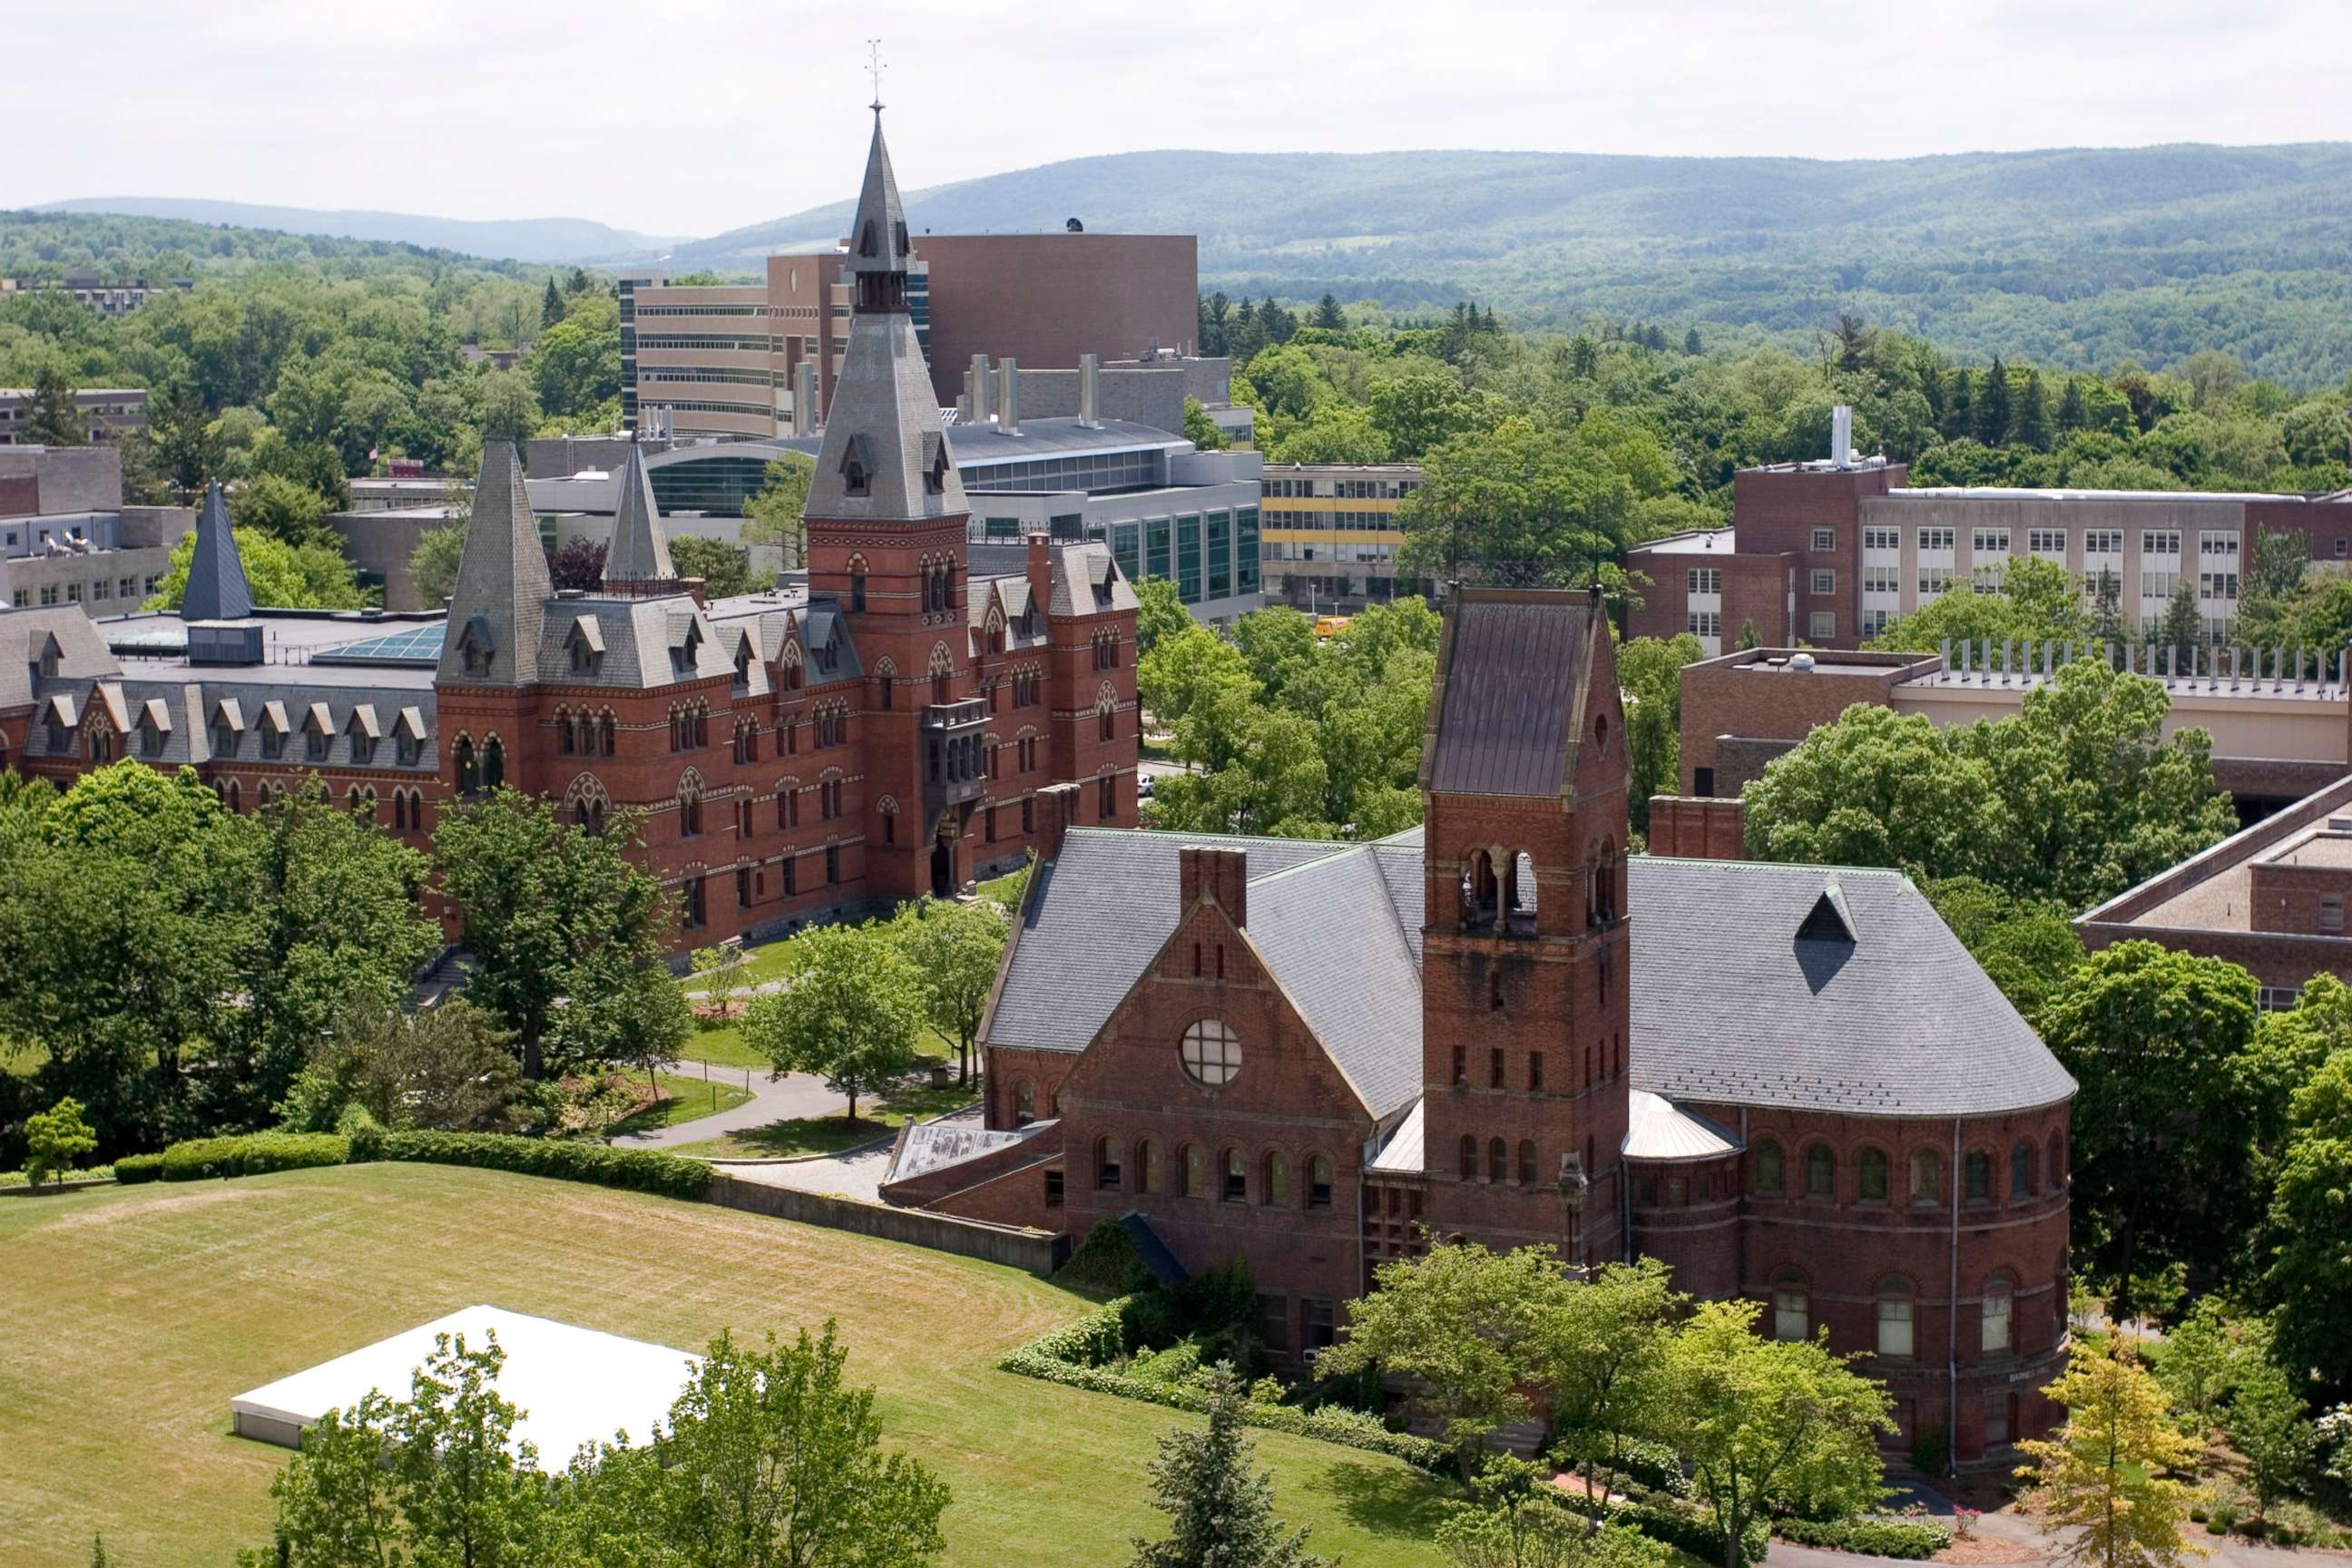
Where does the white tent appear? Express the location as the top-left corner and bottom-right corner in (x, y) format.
(230, 1304), (697, 1469)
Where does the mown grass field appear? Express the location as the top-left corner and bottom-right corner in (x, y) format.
(0, 1165), (1455, 1567)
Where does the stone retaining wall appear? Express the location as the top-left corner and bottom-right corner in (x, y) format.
(705, 1171), (1066, 1275)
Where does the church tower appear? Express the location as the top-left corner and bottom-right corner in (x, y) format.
(1416, 585), (1632, 1270)
(802, 105), (980, 899)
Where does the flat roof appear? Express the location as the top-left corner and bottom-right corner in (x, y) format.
(1740, 660), (1895, 678)
(1628, 527), (1736, 554)
(230, 1305), (696, 1465)
(1885, 485), (2294, 504)
(2260, 828), (2352, 869)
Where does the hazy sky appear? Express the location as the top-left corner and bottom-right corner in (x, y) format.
(8, 0), (2349, 239)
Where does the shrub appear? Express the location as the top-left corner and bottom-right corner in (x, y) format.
(1059, 1216), (1161, 1296)
(1908, 1428), (1949, 1476)
(1553, 1487), (1772, 1563)
(1773, 1515), (1953, 1558)
(2206, 1498), (2239, 1534)
(114, 1153), (162, 1184)
(335, 1103), (385, 1162)
(160, 1132), (349, 1181)
(377, 1131), (710, 1200)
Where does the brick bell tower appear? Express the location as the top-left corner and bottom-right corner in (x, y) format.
(1416, 585), (1632, 1271)
(802, 103), (984, 900)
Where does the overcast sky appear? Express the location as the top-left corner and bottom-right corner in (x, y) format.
(8, 0), (2349, 240)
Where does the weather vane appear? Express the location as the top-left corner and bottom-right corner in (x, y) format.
(867, 40), (885, 112)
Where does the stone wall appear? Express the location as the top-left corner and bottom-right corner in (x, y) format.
(705, 1170), (1065, 1274)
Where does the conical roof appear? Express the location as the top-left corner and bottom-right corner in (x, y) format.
(181, 480), (254, 622)
(841, 111), (911, 279)
(603, 441), (675, 585)
(437, 439), (552, 685)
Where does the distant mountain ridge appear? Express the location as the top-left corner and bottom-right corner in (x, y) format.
(32, 197), (679, 265)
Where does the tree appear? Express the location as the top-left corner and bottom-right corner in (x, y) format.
(2088, 569), (2127, 645)
(1661, 1298), (1893, 1568)
(151, 377), (219, 494)
(742, 923), (926, 1121)
(2037, 941), (2262, 1315)
(691, 941), (750, 1021)
(744, 453), (813, 562)
(23, 1096), (96, 1188)
(1129, 1377), (1331, 1568)
(1683, 328), (1703, 358)
(546, 535), (606, 593)
(1618, 634), (1702, 832)
(542, 277), (564, 329)
(1974, 360), (2013, 447)
(2016, 1338), (2203, 1568)
(229, 472), (335, 549)
(1319, 1241), (1573, 1483)
(612, 1323), (951, 1568)
(2014, 368), (2052, 450)
(2261, 1047), (2352, 1385)
(671, 534), (760, 598)
(1182, 397), (1227, 452)
(2158, 582), (2203, 671)
(279, 997), (529, 1134)
(1922, 877), (2082, 1028)
(1535, 1258), (1681, 1499)
(23, 358), (83, 446)
(2225, 1353), (2314, 1518)
(148, 523), (367, 612)
(1439, 1458), (1671, 1568)
(889, 898), (1007, 1085)
(410, 522), (467, 605)
(1395, 416), (1639, 591)
(1312, 292), (1345, 331)
(1133, 574), (1192, 659)
(1743, 704), (2008, 885)
(431, 791), (678, 1080)
(1867, 555), (2089, 653)
(527, 317), (622, 425)
(475, 371), (541, 442)
(2150, 1296), (2237, 1450)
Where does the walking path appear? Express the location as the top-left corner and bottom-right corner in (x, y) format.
(708, 1104), (986, 1203)
(609, 1060), (843, 1149)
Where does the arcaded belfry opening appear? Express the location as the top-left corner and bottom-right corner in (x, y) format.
(229, 1305), (697, 1465)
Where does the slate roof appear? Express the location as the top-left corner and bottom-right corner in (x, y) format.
(19, 674), (440, 773)
(1626, 858), (2075, 1117)
(526, 593), (734, 690)
(181, 481), (253, 622)
(0, 608), (118, 710)
(1420, 588), (1604, 799)
(602, 441), (676, 585)
(438, 440), (552, 686)
(1044, 542), (1138, 619)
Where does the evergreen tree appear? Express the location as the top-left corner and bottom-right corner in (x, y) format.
(2014, 368), (2051, 451)
(2055, 377), (2091, 436)
(564, 266), (591, 295)
(2159, 581), (2205, 674)
(1313, 292), (1344, 330)
(1974, 358), (2013, 446)
(1943, 370), (1973, 442)
(1683, 327), (1702, 357)
(1197, 292), (1231, 358)
(151, 377), (218, 495)
(1128, 1381), (1331, 1568)
(2089, 569), (2128, 645)
(541, 277), (564, 330)
(23, 359), (83, 446)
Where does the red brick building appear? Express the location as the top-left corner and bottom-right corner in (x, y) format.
(1, 113), (1140, 951)
(894, 584), (2075, 1465)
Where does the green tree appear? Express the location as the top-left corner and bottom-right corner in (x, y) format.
(1128, 1377), (1332, 1568)
(475, 372), (541, 442)
(1182, 397), (1227, 452)
(671, 534), (760, 598)
(1921, 877), (2082, 1028)
(542, 276), (564, 328)
(409, 522), (467, 605)
(1867, 555), (2089, 653)
(1439, 1458), (1671, 1568)
(278, 997), (528, 1135)
(1313, 292), (1345, 331)
(1743, 704), (2008, 884)
(2038, 941), (2263, 1315)
(2224, 1352), (2313, 1517)
(744, 453), (813, 562)
(2158, 581), (2204, 670)
(431, 791), (678, 1080)
(2150, 1296), (2237, 1450)
(742, 923), (926, 1121)
(889, 898), (1007, 1085)
(2261, 1047), (2352, 1385)
(1396, 416), (1638, 591)
(1133, 574), (1192, 659)
(2014, 368), (2052, 450)
(1535, 1258), (1683, 1499)
(148, 523), (367, 611)
(2016, 1338), (2202, 1568)
(1973, 359), (2012, 446)
(1661, 1298), (1894, 1568)
(22, 1095), (97, 1188)
(1617, 634), (1702, 832)
(22, 358), (83, 446)
(1320, 1241), (1573, 1484)
(150, 377), (219, 494)
(526, 317), (622, 423)
(228, 472), (335, 549)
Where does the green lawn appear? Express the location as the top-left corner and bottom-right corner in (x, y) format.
(0, 1166), (1454, 1567)
(676, 1019), (769, 1071)
(599, 1071), (755, 1137)
(669, 1079), (979, 1159)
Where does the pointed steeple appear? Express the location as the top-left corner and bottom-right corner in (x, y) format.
(437, 439), (552, 685)
(603, 439), (676, 587)
(181, 480), (254, 622)
(805, 109), (965, 526)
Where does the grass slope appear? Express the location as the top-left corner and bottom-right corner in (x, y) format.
(0, 1165), (1453, 1567)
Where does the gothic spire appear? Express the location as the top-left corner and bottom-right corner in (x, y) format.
(181, 479), (254, 622)
(842, 108), (912, 289)
(603, 438), (675, 587)
(437, 438), (552, 685)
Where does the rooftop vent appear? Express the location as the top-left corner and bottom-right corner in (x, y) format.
(1795, 879), (1857, 945)
(1788, 652), (1816, 672)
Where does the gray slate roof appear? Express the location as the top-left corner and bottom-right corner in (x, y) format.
(181, 482), (253, 622)
(840, 111), (912, 279)
(603, 442), (675, 585)
(439, 440), (553, 686)
(0, 608), (118, 710)
(1627, 858), (2075, 1117)
(1421, 589), (1604, 799)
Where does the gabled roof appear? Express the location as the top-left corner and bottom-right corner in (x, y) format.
(437, 440), (552, 686)
(1420, 586), (1604, 799)
(181, 481), (254, 622)
(0, 607), (118, 711)
(1045, 542), (1139, 618)
(602, 441), (675, 585)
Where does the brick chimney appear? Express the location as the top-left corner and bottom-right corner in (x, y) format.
(1034, 781), (1081, 862)
(1026, 533), (1054, 620)
(1179, 845), (1248, 926)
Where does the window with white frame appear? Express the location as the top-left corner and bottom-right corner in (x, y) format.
(1808, 611), (1836, 640)
(2199, 572), (2239, 602)
(1687, 567), (1721, 595)
(1973, 528), (2010, 556)
(2029, 529), (2066, 556)
(2141, 570), (2180, 601)
(2084, 530), (2122, 555)
(1918, 568), (1952, 596)
(1863, 526), (1900, 552)
(1863, 566), (1900, 594)
(1811, 527), (1836, 553)
(1860, 609), (1892, 637)
(1918, 527), (1955, 553)
(2200, 530), (2240, 557)
(1688, 609), (1721, 639)
(1810, 568), (1836, 595)
(2142, 530), (2180, 557)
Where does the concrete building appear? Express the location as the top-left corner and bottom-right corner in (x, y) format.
(888, 584), (2074, 1465)
(1258, 461), (1426, 611)
(0, 388), (150, 446)
(0, 446), (191, 612)
(1625, 411), (2352, 654)
(1, 273), (182, 319)
(623, 232), (1200, 439)
(2079, 773), (2352, 1009)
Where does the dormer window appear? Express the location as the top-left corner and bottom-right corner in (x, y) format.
(839, 436), (873, 500)
(456, 618), (495, 679)
(139, 716), (165, 757)
(397, 731), (419, 767)
(571, 640), (595, 674)
(859, 220), (879, 258)
(213, 720), (238, 758)
(923, 436), (950, 496)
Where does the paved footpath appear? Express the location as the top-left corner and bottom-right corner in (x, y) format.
(608, 1060), (843, 1150)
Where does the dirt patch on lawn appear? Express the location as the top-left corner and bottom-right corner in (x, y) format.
(45, 1185), (270, 1229)
(1936, 1536), (2040, 1564)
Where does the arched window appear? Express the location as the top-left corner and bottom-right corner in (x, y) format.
(1755, 1139), (1784, 1195)
(1095, 1136), (1122, 1191)
(1877, 1277), (1916, 1358)
(679, 774), (703, 838)
(929, 642), (954, 705)
(558, 710), (575, 754)
(1857, 1147), (1889, 1202)
(1308, 1152), (1333, 1209)
(483, 736), (505, 790)
(1804, 1143), (1836, 1200)
(1461, 848), (1498, 928)
(2047, 1132), (2064, 1190)
(1983, 1272), (2015, 1354)
(2011, 1140), (2035, 1199)
(1014, 1081), (1035, 1122)
(1180, 1017), (1240, 1086)
(1910, 1148), (1942, 1205)
(1771, 1269), (1809, 1341)
(1458, 1135), (1476, 1181)
(1487, 1137), (1507, 1182)
(455, 736), (478, 796)
(600, 715), (616, 756)
(1965, 1148), (1994, 1203)
(1517, 1139), (1538, 1185)
(1220, 1146), (1246, 1203)
(1137, 1139), (1161, 1195)
(850, 562), (867, 614)
(1263, 1151), (1289, 1206)
(1182, 1143), (1206, 1199)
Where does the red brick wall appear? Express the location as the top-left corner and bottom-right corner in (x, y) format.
(916, 235), (1198, 406)
(1729, 466), (1905, 650)
(1645, 796), (1746, 858)
(1677, 652), (1929, 795)
(2248, 858), (2352, 936)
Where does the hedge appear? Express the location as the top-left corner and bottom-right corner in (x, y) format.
(160, 1133), (349, 1181)
(378, 1132), (710, 1201)
(1772, 1516), (1951, 1558)
(1554, 1485), (1772, 1563)
(114, 1153), (162, 1184)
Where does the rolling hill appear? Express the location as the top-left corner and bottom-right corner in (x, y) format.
(32, 197), (677, 265)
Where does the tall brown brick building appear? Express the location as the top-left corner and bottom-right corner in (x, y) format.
(897, 584), (2076, 1465)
